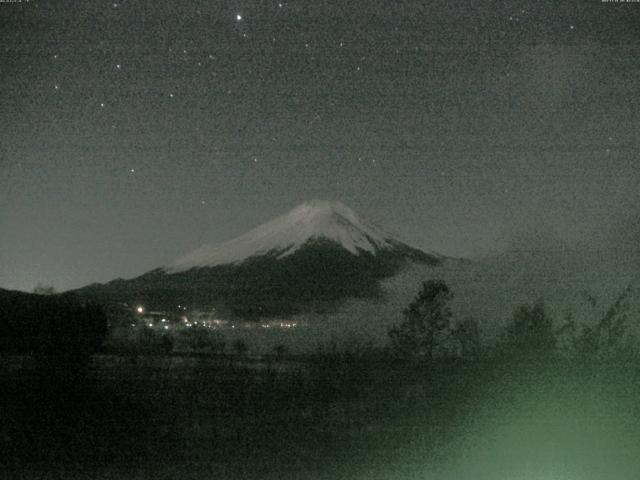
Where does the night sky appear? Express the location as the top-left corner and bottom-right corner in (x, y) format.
(1, 0), (639, 292)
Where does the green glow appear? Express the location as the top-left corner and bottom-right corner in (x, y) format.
(419, 370), (640, 480)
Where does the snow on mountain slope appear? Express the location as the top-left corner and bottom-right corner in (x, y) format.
(166, 200), (425, 272)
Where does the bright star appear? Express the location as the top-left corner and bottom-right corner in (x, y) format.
(236, 13), (242, 21)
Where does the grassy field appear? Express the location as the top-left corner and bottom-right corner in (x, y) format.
(3, 346), (640, 480)
(0, 351), (475, 479)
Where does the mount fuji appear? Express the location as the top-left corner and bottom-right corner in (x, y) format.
(76, 201), (443, 318)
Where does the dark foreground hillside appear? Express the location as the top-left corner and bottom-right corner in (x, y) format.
(3, 282), (640, 479)
(0, 289), (107, 363)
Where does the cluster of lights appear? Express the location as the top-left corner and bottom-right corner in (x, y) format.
(260, 321), (297, 329)
(132, 305), (298, 331)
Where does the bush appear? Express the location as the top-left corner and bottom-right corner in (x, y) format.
(453, 317), (482, 360)
(506, 299), (555, 355)
(233, 338), (248, 356)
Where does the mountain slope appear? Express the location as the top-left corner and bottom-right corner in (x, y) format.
(76, 200), (442, 318)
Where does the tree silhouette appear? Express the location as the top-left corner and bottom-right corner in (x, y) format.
(33, 284), (56, 296)
(507, 299), (555, 355)
(389, 280), (453, 360)
(0, 290), (107, 374)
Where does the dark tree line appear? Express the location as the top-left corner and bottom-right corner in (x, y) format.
(0, 289), (107, 372)
(388, 279), (637, 365)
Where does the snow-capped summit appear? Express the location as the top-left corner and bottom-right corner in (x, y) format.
(166, 200), (423, 272)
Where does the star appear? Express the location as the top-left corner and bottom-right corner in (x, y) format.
(100, 102), (105, 108)
(54, 84), (60, 91)
(129, 168), (135, 174)
(236, 13), (243, 21)
(116, 64), (121, 70)
(169, 93), (174, 98)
